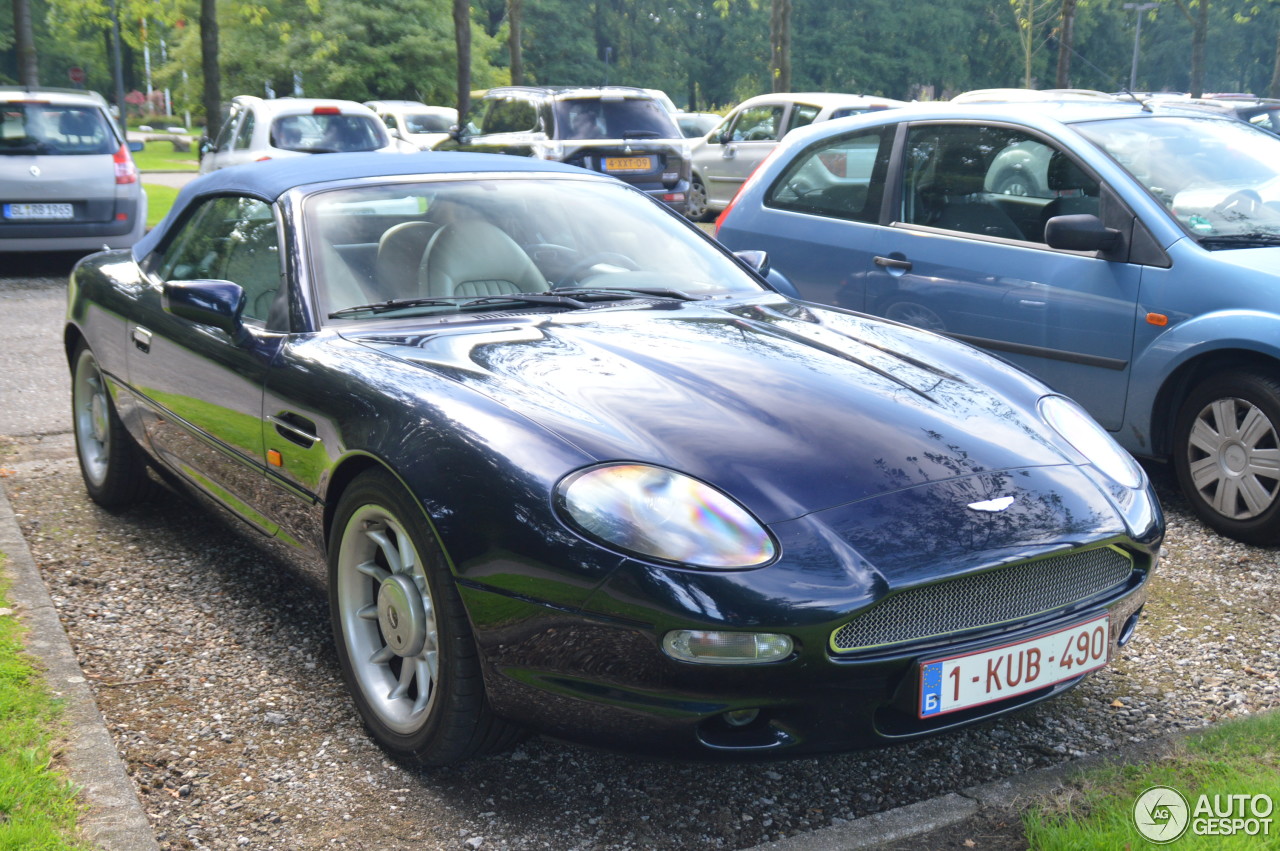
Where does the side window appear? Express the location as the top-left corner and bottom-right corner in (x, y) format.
(765, 125), (894, 224)
(482, 97), (538, 134)
(901, 124), (1097, 244)
(728, 105), (784, 142)
(153, 196), (282, 324)
(233, 110), (256, 150)
(383, 113), (398, 130)
(784, 104), (821, 135)
(213, 106), (239, 151)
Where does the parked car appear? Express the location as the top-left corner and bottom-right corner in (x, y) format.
(674, 111), (720, 138)
(66, 151), (1160, 766)
(716, 99), (1280, 544)
(364, 99), (457, 150)
(686, 92), (906, 221)
(1146, 94), (1280, 136)
(199, 96), (409, 173)
(434, 86), (690, 211)
(0, 86), (146, 252)
(951, 88), (1118, 104)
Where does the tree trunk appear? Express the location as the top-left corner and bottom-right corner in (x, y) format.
(455, 0), (472, 121)
(13, 0), (39, 87)
(770, 0), (792, 93)
(508, 0), (524, 86)
(1189, 0), (1207, 97)
(1270, 28), (1280, 99)
(1056, 0), (1076, 89)
(200, 0), (221, 140)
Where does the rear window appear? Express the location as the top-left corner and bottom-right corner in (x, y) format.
(553, 97), (680, 140)
(0, 103), (115, 156)
(404, 113), (454, 133)
(270, 113), (387, 152)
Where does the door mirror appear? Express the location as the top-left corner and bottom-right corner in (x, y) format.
(1044, 214), (1121, 252)
(733, 250), (771, 277)
(163, 279), (247, 338)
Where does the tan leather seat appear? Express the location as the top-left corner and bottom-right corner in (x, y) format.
(418, 221), (546, 298)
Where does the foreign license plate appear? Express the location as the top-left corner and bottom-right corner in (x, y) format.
(604, 156), (654, 173)
(4, 203), (74, 220)
(919, 614), (1110, 718)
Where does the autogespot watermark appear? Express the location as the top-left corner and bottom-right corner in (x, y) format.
(1134, 785), (1275, 843)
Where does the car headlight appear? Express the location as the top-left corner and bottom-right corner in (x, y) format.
(556, 464), (776, 569)
(1040, 395), (1143, 489)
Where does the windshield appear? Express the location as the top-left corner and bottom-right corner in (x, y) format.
(304, 177), (765, 320)
(404, 112), (455, 134)
(270, 113), (387, 153)
(1075, 115), (1280, 241)
(0, 102), (115, 155)
(553, 98), (680, 140)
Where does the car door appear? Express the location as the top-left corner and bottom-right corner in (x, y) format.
(128, 194), (288, 534)
(452, 95), (542, 156)
(868, 122), (1144, 430)
(701, 102), (787, 207)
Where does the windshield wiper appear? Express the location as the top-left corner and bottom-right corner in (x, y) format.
(329, 293), (591, 318)
(1196, 232), (1280, 248)
(550, 286), (702, 301)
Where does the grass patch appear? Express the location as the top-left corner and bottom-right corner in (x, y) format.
(0, 558), (89, 850)
(1023, 711), (1280, 849)
(132, 140), (199, 172)
(142, 183), (180, 230)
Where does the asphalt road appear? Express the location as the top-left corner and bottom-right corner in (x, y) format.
(0, 252), (79, 438)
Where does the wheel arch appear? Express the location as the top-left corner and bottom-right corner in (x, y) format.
(1148, 348), (1280, 458)
(322, 453), (435, 561)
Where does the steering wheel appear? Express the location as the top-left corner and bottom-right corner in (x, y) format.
(555, 252), (641, 288)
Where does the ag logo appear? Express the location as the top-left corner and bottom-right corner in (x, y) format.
(1134, 785), (1190, 843)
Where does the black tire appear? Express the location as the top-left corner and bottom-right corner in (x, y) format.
(1173, 371), (1280, 545)
(686, 176), (713, 222)
(70, 342), (151, 508)
(328, 469), (522, 766)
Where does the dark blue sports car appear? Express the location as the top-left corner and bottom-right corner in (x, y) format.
(65, 152), (1162, 766)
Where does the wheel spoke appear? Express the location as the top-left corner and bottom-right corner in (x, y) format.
(388, 661), (415, 700)
(1208, 399), (1239, 440)
(355, 558), (391, 583)
(411, 658), (434, 714)
(369, 643), (396, 665)
(356, 604), (378, 621)
(1237, 405), (1276, 449)
(1237, 472), (1276, 515)
(364, 527), (405, 574)
(1212, 476), (1241, 515)
(1245, 448), (1280, 478)
(1188, 455), (1223, 492)
(1188, 416), (1224, 456)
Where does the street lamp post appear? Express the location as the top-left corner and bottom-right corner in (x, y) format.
(1123, 2), (1158, 93)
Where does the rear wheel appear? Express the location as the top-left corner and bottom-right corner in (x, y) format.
(70, 342), (150, 508)
(329, 469), (522, 766)
(1173, 371), (1280, 544)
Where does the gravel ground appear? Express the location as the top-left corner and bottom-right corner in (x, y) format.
(2, 433), (1278, 850)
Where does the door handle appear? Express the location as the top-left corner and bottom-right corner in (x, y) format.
(131, 326), (152, 354)
(874, 256), (913, 272)
(269, 413), (320, 448)
(1018, 299), (1047, 309)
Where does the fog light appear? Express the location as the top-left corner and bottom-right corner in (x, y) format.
(723, 708), (760, 727)
(662, 630), (792, 664)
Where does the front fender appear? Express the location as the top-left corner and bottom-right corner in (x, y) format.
(1126, 309), (1280, 454)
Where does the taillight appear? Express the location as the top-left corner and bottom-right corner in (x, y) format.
(113, 143), (138, 185)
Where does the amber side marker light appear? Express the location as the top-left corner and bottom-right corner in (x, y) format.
(267, 449), (284, 467)
(1146, 313), (1169, 326)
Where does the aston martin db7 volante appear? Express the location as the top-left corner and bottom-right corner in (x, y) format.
(65, 152), (1162, 766)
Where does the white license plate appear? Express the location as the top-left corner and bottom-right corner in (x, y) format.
(4, 203), (74, 220)
(919, 614), (1110, 718)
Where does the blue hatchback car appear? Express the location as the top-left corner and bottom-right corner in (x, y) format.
(717, 99), (1280, 545)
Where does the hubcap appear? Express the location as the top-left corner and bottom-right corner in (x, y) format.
(337, 505), (440, 734)
(1187, 396), (1280, 520)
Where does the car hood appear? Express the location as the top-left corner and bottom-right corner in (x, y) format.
(344, 298), (1074, 524)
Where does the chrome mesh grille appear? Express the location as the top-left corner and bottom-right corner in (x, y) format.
(831, 547), (1134, 653)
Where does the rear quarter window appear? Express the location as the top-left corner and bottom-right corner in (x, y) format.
(765, 125), (894, 224)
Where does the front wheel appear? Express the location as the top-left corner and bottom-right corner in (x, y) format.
(1173, 371), (1280, 544)
(71, 342), (151, 508)
(686, 176), (713, 222)
(329, 469), (522, 766)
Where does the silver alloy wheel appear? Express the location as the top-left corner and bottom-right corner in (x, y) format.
(1185, 395), (1280, 520)
(72, 348), (112, 488)
(335, 503), (440, 734)
(687, 177), (709, 220)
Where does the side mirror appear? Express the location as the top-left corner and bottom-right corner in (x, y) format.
(163, 279), (247, 339)
(1044, 214), (1122, 252)
(733, 249), (771, 277)
(128, 140), (145, 153)
(717, 131), (732, 145)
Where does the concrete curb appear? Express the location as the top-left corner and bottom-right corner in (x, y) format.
(0, 479), (160, 851)
(743, 731), (1193, 851)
